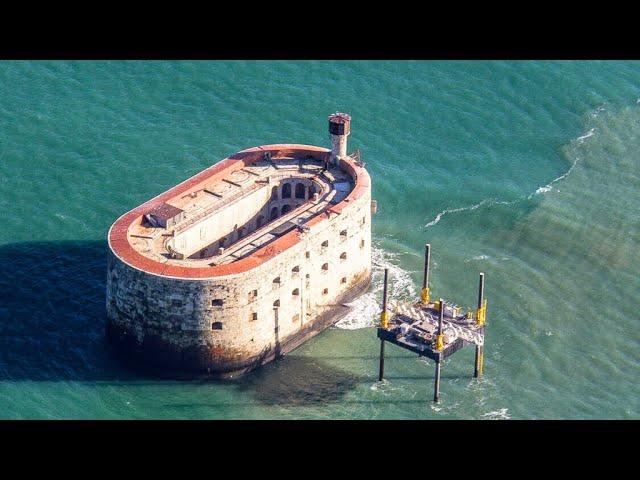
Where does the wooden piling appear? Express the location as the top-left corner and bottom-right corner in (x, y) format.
(474, 272), (485, 378)
(434, 356), (441, 402)
(378, 268), (389, 382)
(434, 297), (444, 402)
(378, 341), (385, 382)
(423, 243), (431, 291)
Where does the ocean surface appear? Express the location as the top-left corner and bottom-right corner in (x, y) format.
(0, 60), (638, 419)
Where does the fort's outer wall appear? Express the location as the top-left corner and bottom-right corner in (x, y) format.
(106, 173), (372, 378)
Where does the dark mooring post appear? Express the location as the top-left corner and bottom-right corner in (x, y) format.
(434, 297), (444, 402)
(474, 272), (485, 378)
(379, 268), (390, 382)
(421, 243), (431, 305)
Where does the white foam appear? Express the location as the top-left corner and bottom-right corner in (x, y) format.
(465, 254), (489, 263)
(576, 128), (595, 142)
(335, 246), (417, 330)
(482, 408), (511, 420)
(425, 198), (495, 228)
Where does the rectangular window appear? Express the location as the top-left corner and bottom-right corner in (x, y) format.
(250, 312), (258, 321)
(322, 288), (328, 295)
(212, 322), (223, 330)
(248, 289), (258, 300)
(211, 299), (223, 307)
(341, 277), (347, 284)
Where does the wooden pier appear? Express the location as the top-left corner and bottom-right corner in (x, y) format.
(376, 244), (487, 402)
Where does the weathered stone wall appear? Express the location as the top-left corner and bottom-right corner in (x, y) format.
(106, 181), (371, 377)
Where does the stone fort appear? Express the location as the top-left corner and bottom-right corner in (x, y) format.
(106, 113), (373, 377)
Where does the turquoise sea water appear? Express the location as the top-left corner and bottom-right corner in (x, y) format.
(0, 60), (638, 419)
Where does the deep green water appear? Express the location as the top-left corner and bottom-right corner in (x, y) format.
(0, 61), (638, 419)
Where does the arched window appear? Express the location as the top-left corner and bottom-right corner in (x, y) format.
(321, 263), (329, 272)
(271, 186), (278, 200)
(292, 288), (300, 296)
(281, 204), (291, 215)
(340, 252), (347, 260)
(273, 299), (280, 307)
(256, 215), (264, 228)
(270, 207), (279, 221)
(282, 183), (291, 199)
(295, 183), (305, 199)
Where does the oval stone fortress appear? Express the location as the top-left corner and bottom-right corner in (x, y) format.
(106, 113), (373, 378)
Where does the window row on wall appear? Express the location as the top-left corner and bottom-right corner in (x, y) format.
(208, 237), (367, 308)
(211, 275), (351, 330)
(245, 277), (349, 327)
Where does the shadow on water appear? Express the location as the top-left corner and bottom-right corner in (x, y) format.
(0, 242), (360, 387)
(0, 241), (134, 382)
(233, 355), (361, 406)
(0, 241), (462, 408)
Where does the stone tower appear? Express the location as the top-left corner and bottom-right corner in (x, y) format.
(329, 112), (351, 166)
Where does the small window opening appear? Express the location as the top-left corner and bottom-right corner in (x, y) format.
(282, 183), (292, 199)
(322, 288), (329, 295)
(212, 322), (223, 330)
(340, 252), (347, 260)
(341, 277), (347, 284)
(250, 312), (258, 321)
(273, 300), (280, 307)
(292, 288), (300, 296)
(211, 299), (224, 307)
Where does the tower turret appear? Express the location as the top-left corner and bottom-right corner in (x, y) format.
(328, 112), (351, 166)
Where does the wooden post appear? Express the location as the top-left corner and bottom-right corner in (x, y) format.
(474, 272), (485, 378)
(423, 243), (430, 290)
(434, 297), (444, 402)
(421, 243), (431, 304)
(378, 268), (389, 382)
(378, 340), (385, 382)
(434, 355), (442, 403)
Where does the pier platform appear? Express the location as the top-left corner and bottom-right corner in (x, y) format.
(376, 244), (487, 402)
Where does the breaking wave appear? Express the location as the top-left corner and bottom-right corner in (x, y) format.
(482, 408), (511, 420)
(335, 245), (417, 330)
(423, 125), (597, 229)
